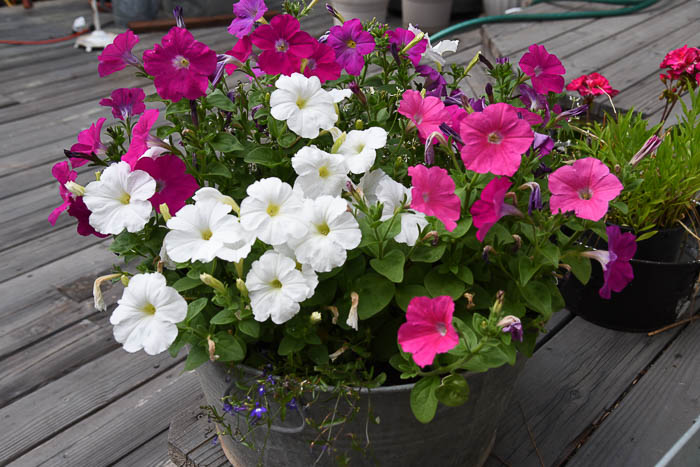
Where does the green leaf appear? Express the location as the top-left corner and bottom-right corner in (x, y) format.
(520, 281), (552, 316)
(205, 89), (236, 112)
(410, 242), (446, 263)
(424, 269), (466, 300)
(244, 147), (285, 167)
(213, 332), (245, 362)
(370, 249), (405, 283)
(518, 256), (538, 286)
(435, 374), (470, 407)
(238, 319), (260, 338)
(165, 99), (190, 116)
(376, 108), (390, 122)
(184, 344), (209, 371)
(452, 317), (478, 351)
(454, 265), (473, 285)
(173, 276), (202, 292)
(377, 216), (402, 240)
(566, 253), (592, 284)
(210, 133), (243, 152)
(278, 335), (305, 356)
(307, 345), (329, 366)
(395, 284), (428, 311)
(410, 375), (440, 423)
(277, 132), (297, 148)
(210, 307), (237, 325)
(539, 242), (560, 268)
(156, 125), (178, 140)
(202, 160), (232, 178)
(354, 272), (395, 319)
(186, 298), (208, 322)
(636, 230), (658, 242)
(302, 279), (338, 307)
(611, 201), (629, 215)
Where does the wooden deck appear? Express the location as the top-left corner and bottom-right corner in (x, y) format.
(0, 1), (697, 466)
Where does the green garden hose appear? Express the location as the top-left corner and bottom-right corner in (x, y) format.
(430, 0), (662, 41)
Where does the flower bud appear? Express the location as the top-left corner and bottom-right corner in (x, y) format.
(310, 311), (322, 323)
(173, 6), (186, 29)
(159, 203), (172, 222)
(478, 53), (494, 70)
(349, 81), (367, 106)
(355, 119), (363, 130)
(200, 273), (227, 294)
(493, 290), (505, 315)
(325, 3), (345, 22)
(330, 131), (347, 153)
(629, 135), (663, 166)
(401, 31), (425, 55)
(64, 181), (85, 197)
(94, 171), (101, 181)
(236, 278), (248, 297)
(120, 274), (130, 286)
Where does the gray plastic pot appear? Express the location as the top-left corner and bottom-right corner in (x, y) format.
(112, 0), (160, 27)
(197, 358), (525, 466)
(401, 0), (453, 34)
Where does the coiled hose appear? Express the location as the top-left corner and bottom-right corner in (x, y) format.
(431, 0), (662, 41)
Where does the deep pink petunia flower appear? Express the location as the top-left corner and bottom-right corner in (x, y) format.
(250, 14), (315, 76)
(326, 19), (375, 76)
(386, 27), (427, 67)
(459, 103), (534, 177)
(582, 225), (636, 299)
(122, 109), (161, 168)
(99, 88), (146, 120)
(134, 154), (199, 214)
(228, 0), (267, 39)
(70, 118), (107, 168)
(549, 157), (623, 221)
(68, 197), (108, 238)
(659, 45), (700, 81)
(302, 40), (342, 83)
(98, 30), (140, 77)
(566, 72), (619, 97)
(513, 106), (544, 126)
(470, 177), (522, 242)
(398, 90), (451, 141)
(49, 161), (77, 225)
(408, 164), (461, 231)
(224, 36), (253, 75)
(143, 27), (217, 102)
(519, 44), (566, 94)
(397, 295), (459, 368)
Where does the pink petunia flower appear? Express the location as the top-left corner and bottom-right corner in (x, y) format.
(98, 30), (140, 77)
(228, 0), (267, 39)
(122, 109), (162, 168)
(581, 225), (636, 299)
(398, 90), (451, 141)
(549, 157), (623, 221)
(470, 177), (522, 242)
(566, 72), (619, 97)
(519, 44), (566, 94)
(386, 27), (427, 67)
(397, 295), (459, 368)
(99, 88), (146, 120)
(68, 197), (108, 238)
(250, 14), (315, 76)
(301, 40), (341, 83)
(326, 19), (375, 76)
(659, 45), (700, 81)
(48, 162), (107, 238)
(459, 103), (534, 177)
(70, 118), (107, 168)
(408, 164), (461, 231)
(143, 27), (217, 102)
(134, 154), (199, 214)
(224, 36), (253, 75)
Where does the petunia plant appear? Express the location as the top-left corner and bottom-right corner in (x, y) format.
(50, 0), (640, 445)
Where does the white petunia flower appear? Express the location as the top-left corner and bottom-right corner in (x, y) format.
(274, 244), (319, 300)
(355, 169), (390, 205)
(270, 73), (340, 139)
(336, 127), (388, 175)
(408, 24), (459, 67)
(376, 177), (428, 246)
(110, 272), (187, 355)
(246, 250), (311, 324)
(164, 199), (255, 263)
(291, 196), (362, 272)
(292, 146), (349, 199)
(329, 89), (353, 103)
(83, 161), (156, 235)
(240, 177), (307, 246)
(192, 186), (240, 212)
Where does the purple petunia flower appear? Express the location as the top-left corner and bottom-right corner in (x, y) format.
(326, 19), (375, 76)
(497, 315), (523, 342)
(228, 0), (267, 38)
(99, 88), (146, 121)
(582, 225), (637, 299)
(531, 132), (554, 157)
(386, 27), (427, 67)
(415, 65), (447, 97)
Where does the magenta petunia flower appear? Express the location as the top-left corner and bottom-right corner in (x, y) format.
(98, 30), (140, 77)
(398, 90), (451, 141)
(459, 103), (534, 177)
(566, 72), (619, 97)
(143, 27), (217, 102)
(122, 109), (161, 168)
(228, 0), (267, 38)
(326, 19), (375, 76)
(99, 88), (146, 120)
(386, 27), (427, 67)
(70, 117), (107, 168)
(519, 44), (566, 94)
(582, 225), (636, 299)
(408, 164), (461, 232)
(302, 40), (342, 83)
(48, 161), (77, 225)
(513, 106), (543, 126)
(470, 177), (522, 242)
(224, 36), (253, 75)
(549, 157), (623, 221)
(250, 14), (315, 76)
(397, 295), (459, 368)
(134, 154), (199, 214)
(68, 197), (108, 238)
(659, 45), (699, 81)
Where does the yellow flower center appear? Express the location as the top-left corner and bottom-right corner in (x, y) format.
(346, 39), (357, 49)
(143, 303), (156, 315)
(487, 132), (503, 144)
(267, 203), (280, 217)
(270, 279), (283, 289)
(119, 192), (131, 205)
(201, 228), (213, 240)
(578, 188), (593, 200)
(296, 97), (307, 109)
(317, 222), (330, 236)
(318, 166), (330, 178)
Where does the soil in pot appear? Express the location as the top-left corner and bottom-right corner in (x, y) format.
(197, 358), (525, 466)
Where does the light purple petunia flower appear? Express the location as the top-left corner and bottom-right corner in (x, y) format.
(228, 0), (267, 38)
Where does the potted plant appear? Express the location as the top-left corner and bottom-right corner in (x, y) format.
(560, 52), (700, 332)
(49, 2), (635, 465)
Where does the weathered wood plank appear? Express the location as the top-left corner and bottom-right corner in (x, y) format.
(486, 316), (683, 466)
(168, 393), (222, 467)
(7, 363), (200, 466)
(112, 430), (173, 467)
(567, 322), (700, 467)
(0, 348), (183, 463)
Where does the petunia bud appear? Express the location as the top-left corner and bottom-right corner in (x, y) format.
(94, 171), (101, 181)
(485, 83), (494, 103)
(236, 278), (248, 297)
(92, 273), (121, 311)
(390, 42), (401, 65)
(173, 6), (186, 29)
(330, 131), (347, 153)
(200, 273), (227, 294)
(349, 81), (367, 106)
(159, 203), (172, 222)
(310, 311), (322, 324)
(401, 32), (425, 56)
(355, 119), (363, 130)
(64, 181), (85, 197)
(325, 3), (345, 22)
(478, 53), (494, 70)
(629, 135), (663, 166)
(482, 245), (495, 263)
(519, 182), (542, 215)
(439, 123), (464, 145)
(494, 290), (505, 315)
(120, 274), (130, 286)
